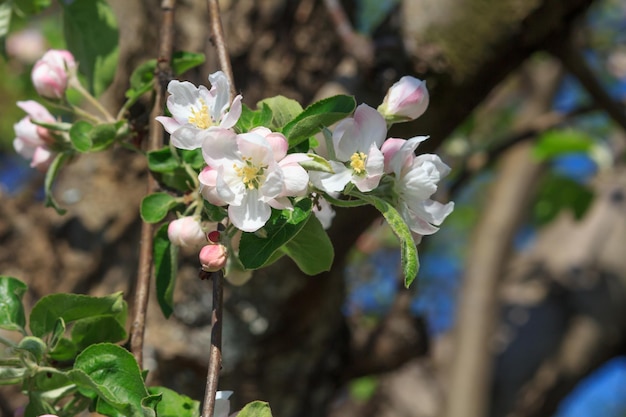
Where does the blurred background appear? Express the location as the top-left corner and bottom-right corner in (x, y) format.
(2, 0), (626, 416)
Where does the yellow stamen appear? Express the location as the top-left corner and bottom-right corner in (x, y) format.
(350, 152), (367, 175)
(188, 100), (212, 129)
(234, 158), (267, 190)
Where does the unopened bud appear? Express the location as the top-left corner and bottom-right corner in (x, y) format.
(377, 76), (429, 123)
(31, 49), (76, 99)
(167, 217), (207, 248)
(199, 244), (228, 272)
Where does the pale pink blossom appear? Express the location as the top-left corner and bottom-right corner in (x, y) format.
(200, 244), (228, 272)
(156, 71), (242, 150)
(378, 76), (429, 122)
(199, 128), (309, 232)
(310, 104), (386, 193)
(167, 217), (207, 248)
(13, 101), (56, 171)
(31, 49), (76, 99)
(382, 136), (454, 237)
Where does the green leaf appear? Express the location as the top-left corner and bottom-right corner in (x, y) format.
(16, 336), (47, 364)
(532, 129), (594, 160)
(0, 276), (27, 333)
(14, 0), (51, 15)
(533, 174), (594, 226)
(48, 337), (77, 362)
(357, 194), (419, 287)
(62, 0), (119, 96)
(172, 51), (206, 76)
(0, 1), (12, 55)
(148, 147), (180, 173)
(181, 148), (205, 170)
(69, 343), (158, 417)
(280, 215), (334, 275)
(257, 96), (304, 130)
(238, 199), (312, 270)
(0, 366), (26, 385)
(44, 153), (70, 215)
(298, 153), (334, 173)
(71, 316), (127, 350)
(236, 103), (274, 133)
(153, 224), (178, 318)
(203, 201), (228, 222)
(30, 292), (126, 338)
(237, 401), (274, 417)
(140, 192), (179, 223)
(129, 60), (156, 93)
(49, 318), (65, 351)
(28, 367), (72, 393)
(89, 122), (118, 151)
(282, 95), (356, 149)
(70, 120), (93, 152)
(25, 391), (57, 417)
(148, 386), (200, 417)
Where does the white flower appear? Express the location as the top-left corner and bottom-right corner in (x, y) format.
(156, 71), (242, 150)
(13, 100), (56, 171)
(382, 137), (454, 236)
(310, 104), (386, 193)
(167, 216), (207, 248)
(199, 128), (310, 232)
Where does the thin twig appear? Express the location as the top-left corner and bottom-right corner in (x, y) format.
(203, 1), (234, 415)
(130, 0), (176, 368)
(207, 0), (236, 102)
(202, 270), (224, 417)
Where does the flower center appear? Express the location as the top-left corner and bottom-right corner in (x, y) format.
(188, 100), (212, 129)
(350, 152), (367, 175)
(234, 157), (267, 190)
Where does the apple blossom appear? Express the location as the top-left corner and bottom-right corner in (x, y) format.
(156, 71), (242, 150)
(310, 104), (386, 193)
(199, 128), (310, 232)
(200, 243), (228, 272)
(377, 76), (429, 122)
(13, 100), (56, 171)
(31, 49), (76, 99)
(382, 136), (454, 236)
(167, 216), (208, 248)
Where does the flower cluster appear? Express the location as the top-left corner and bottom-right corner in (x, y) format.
(157, 72), (453, 276)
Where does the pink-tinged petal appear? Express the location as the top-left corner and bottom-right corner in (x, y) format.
(353, 144), (384, 192)
(201, 129), (239, 166)
(229, 190), (271, 232)
(198, 166), (218, 187)
(265, 133), (288, 161)
(380, 76), (429, 120)
(332, 117), (358, 161)
(220, 95), (243, 129)
(352, 104), (387, 149)
(279, 153), (310, 165)
(381, 138), (405, 173)
(14, 117), (43, 147)
(237, 132), (272, 165)
(260, 166), (284, 199)
(17, 100), (54, 122)
(155, 116), (181, 135)
(310, 162), (352, 193)
(216, 167), (242, 205)
(387, 136), (429, 175)
(279, 164), (309, 196)
(13, 137), (36, 159)
(30, 146), (53, 171)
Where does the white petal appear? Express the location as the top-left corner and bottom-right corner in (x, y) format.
(279, 164), (309, 196)
(166, 80), (200, 122)
(261, 165), (284, 199)
(310, 162), (352, 193)
(201, 129), (239, 166)
(208, 71), (231, 120)
(238, 132), (272, 165)
(170, 125), (203, 150)
(389, 136), (429, 175)
(353, 144), (384, 192)
(155, 116), (181, 135)
(352, 104), (387, 149)
(229, 190), (271, 232)
(219, 94), (243, 129)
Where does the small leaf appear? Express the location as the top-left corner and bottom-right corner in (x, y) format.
(0, 276), (28, 333)
(71, 316), (127, 350)
(181, 148), (205, 170)
(298, 153), (334, 173)
(62, 0), (119, 96)
(16, 336), (47, 364)
(280, 215), (334, 275)
(148, 386), (200, 417)
(282, 95), (356, 149)
(257, 96), (303, 130)
(129, 60), (156, 93)
(0, 366), (26, 385)
(14, 0), (51, 15)
(89, 123), (118, 151)
(148, 148), (180, 173)
(44, 153), (70, 215)
(69, 121), (93, 152)
(236, 103), (273, 133)
(30, 292), (126, 338)
(49, 318), (65, 351)
(532, 129), (593, 160)
(237, 401), (274, 417)
(172, 51), (206, 75)
(358, 194), (419, 287)
(238, 199), (312, 270)
(140, 192), (179, 223)
(153, 224), (178, 318)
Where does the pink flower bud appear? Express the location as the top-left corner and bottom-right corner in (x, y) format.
(31, 49), (76, 99)
(378, 76), (429, 122)
(199, 244), (228, 272)
(167, 217), (207, 248)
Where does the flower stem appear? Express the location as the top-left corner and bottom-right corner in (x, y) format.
(68, 79), (115, 123)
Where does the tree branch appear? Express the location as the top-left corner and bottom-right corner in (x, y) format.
(207, 0), (236, 101)
(130, 0), (176, 368)
(202, 270), (224, 417)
